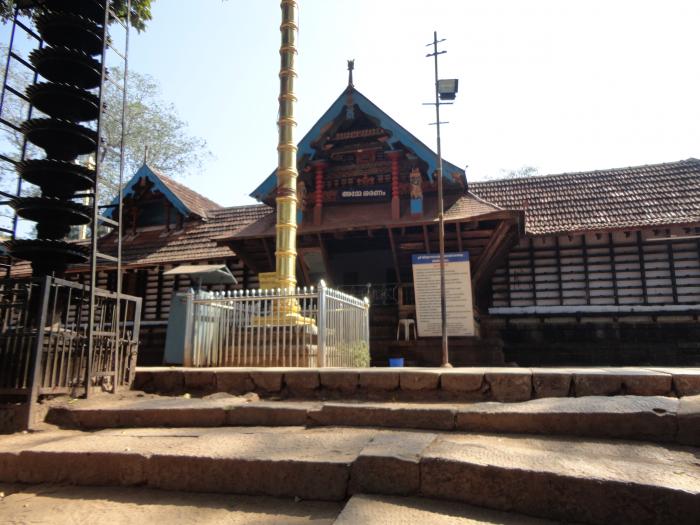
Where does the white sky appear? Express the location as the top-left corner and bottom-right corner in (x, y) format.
(8, 0), (700, 208)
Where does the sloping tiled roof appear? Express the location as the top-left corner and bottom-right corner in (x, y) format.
(102, 204), (271, 266)
(113, 164), (222, 220)
(470, 158), (700, 235)
(148, 166), (222, 219)
(228, 192), (508, 240)
(9, 204), (272, 277)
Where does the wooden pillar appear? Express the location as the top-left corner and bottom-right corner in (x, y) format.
(386, 150), (403, 220)
(311, 160), (328, 226)
(164, 202), (172, 231)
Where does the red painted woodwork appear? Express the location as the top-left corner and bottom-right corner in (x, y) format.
(386, 150), (403, 220)
(311, 160), (328, 225)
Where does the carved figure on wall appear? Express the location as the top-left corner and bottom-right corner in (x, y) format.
(297, 180), (308, 211)
(450, 171), (465, 187)
(409, 168), (423, 199)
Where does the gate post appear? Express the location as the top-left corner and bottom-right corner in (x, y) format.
(182, 292), (195, 367)
(317, 280), (327, 367)
(25, 276), (51, 430)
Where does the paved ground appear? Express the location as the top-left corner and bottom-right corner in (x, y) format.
(0, 484), (341, 525)
(0, 486), (573, 524)
(47, 392), (700, 446)
(334, 495), (561, 524)
(1, 425), (698, 523)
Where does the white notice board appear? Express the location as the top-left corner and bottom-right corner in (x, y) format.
(411, 252), (474, 337)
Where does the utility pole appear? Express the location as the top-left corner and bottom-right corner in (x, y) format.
(426, 31), (458, 368)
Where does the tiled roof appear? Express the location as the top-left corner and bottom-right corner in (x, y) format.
(9, 204), (272, 277)
(148, 166), (222, 219)
(444, 192), (503, 220)
(470, 158), (700, 235)
(228, 192), (508, 240)
(104, 204), (271, 266)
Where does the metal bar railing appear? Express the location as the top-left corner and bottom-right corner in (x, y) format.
(187, 281), (370, 368)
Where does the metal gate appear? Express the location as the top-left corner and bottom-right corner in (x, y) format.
(0, 276), (141, 428)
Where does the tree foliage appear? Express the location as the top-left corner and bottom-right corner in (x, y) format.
(0, 55), (210, 203)
(0, 0), (154, 32)
(500, 165), (539, 179)
(99, 67), (211, 198)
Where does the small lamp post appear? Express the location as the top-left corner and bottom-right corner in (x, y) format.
(426, 31), (458, 368)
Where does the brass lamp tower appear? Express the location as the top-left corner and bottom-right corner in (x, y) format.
(258, 0), (310, 324)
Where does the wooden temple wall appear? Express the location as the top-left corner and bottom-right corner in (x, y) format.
(490, 226), (700, 309)
(485, 225), (700, 366)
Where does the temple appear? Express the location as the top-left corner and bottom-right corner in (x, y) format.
(11, 80), (700, 367)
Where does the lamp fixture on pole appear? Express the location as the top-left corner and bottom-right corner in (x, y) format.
(425, 30), (457, 368)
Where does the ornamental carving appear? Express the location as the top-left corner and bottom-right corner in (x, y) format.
(409, 168), (423, 199)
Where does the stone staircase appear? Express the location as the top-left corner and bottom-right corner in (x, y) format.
(1, 366), (699, 524)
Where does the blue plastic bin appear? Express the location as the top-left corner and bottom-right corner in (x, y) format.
(389, 357), (404, 367)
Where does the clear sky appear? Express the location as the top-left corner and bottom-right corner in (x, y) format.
(7, 0), (700, 208)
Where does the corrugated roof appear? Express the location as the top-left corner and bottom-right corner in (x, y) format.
(470, 158), (700, 235)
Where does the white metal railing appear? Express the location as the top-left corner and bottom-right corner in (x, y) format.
(186, 281), (370, 368)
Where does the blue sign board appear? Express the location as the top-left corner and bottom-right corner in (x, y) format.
(411, 252), (470, 265)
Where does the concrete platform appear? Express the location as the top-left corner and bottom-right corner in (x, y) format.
(133, 366), (700, 402)
(0, 426), (698, 524)
(48, 394), (700, 446)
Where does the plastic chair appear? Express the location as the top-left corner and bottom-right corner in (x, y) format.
(396, 318), (417, 341)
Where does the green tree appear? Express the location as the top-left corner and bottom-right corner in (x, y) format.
(500, 165), (539, 179)
(0, 0), (154, 32)
(99, 67), (211, 201)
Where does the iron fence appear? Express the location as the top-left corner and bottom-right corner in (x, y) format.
(0, 276), (142, 401)
(188, 281), (370, 367)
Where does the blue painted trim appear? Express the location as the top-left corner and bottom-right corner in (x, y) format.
(410, 198), (423, 215)
(109, 164), (192, 218)
(250, 88), (466, 203)
(412, 252), (470, 265)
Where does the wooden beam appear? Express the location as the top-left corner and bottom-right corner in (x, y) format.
(297, 257), (309, 288)
(422, 225), (431, 253)
(472, 220), (514, 286)
(387, 227), (402, 285)
(316, 233), (332, 284)
(456, 222), (463, 252)
(231, 242), (261, 275)
(262, 238), (274, 268)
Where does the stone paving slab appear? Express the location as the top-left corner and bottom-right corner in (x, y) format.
(333, 494), (560, 525)
(50, 394), (700, 445)
(133, 366), (700, 400)
(0, 427), (376, 501)
(1, 427), (698, 525)
(0, 483), (342, 525)
(455, 395), (680, 442)
(421, 433), (700, 525)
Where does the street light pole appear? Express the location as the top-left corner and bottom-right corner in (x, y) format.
(427, 31), (451, 368)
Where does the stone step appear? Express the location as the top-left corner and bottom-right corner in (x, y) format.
(1, 427), (697, 524)
(334, 494), (559, 524)
(47, 394), (700, 446)
(133, 366), (700, 402)
(0, 483), (342, 524)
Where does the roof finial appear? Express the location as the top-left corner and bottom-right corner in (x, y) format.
(347, 59), (354, 88)
(143, 145), (149, 164)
